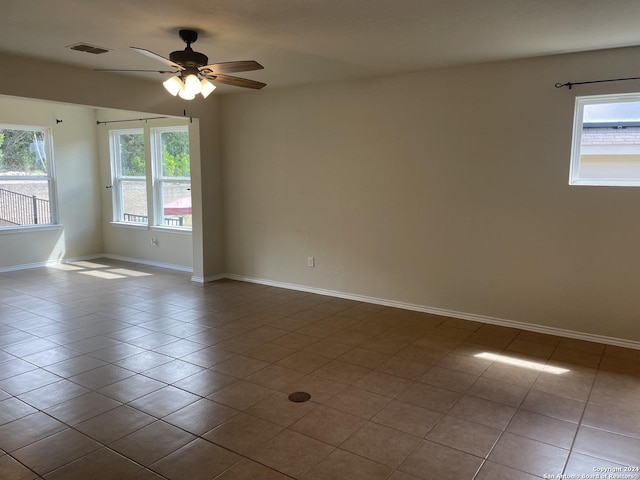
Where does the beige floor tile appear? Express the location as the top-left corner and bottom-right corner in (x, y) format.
(426, 415), (501, 457)
(272, 332), (319, 350)
(582, 402), (640, 439)
(211, 355), (269, 378)
(302, 448), (392, 480)
(249, 429), (334, 478)
(245, 364), (305, 390)
(376, 355), (433, 380)
(16, 379), (89, 410)
(466, 376), (529, 407)
(150, 438), (241, 480)
(532, 369), (594, 402)
(388, 471), (422, 480)
(396, 382), (461, 413)
(474, 460), (541, 480)
(246, 391), (318, 426)
(163, 398), (239, 435)
(338, 348), (390, 369)
(399, 440), (483, 480)
(291, 405), (366, 445)
(352, 370), (412, 398)
(44, 391), (121, 425)
(0, 398), (38, 425)
(96, 374), (165, 403)
(43, 447), (142, 480)
(436, 352), (492, 376)
(110, 420), (195, 466)
(128, 385), (199, 417)
(550, 348), (602, 369)
(275, 351), (332, 373)
(179, 346), (237, 367)
(0, 454), (39, 480)
(447, 395), (516, 429)
(359, 336), (409, 355)
(304, 340), (354, 358)
(0, 369), (62, 396)
(520, 389), (586, 423)
(207, 380), (275, 410)
(419, 366), (477, 392)
(340, 421), (420, 468)
(171, 369), (238, 396)
(505, 339), (555, 359)
(12, 428), (101, 475)
(573, 426), (640, 465)
(371, 400), (441, 437)
(324, 386), (391, 419)
(244, 343), (298, 363)
(75, 405), (155, 443)
(481, 362), (541, 388)
(141, 359), (204, 383)
(488, 432), (569, 477)
(215, 458), (291, 479)
(507, 410), (577, 449)
(0, 412), (67, 452)
(204, 412), (283, 456)
(312, 360), (371, 384)
(564, 452), (633, 476)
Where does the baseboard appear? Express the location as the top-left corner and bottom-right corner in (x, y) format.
(191, 274), (226, 284)
(0, 254), (105, 273)
(102, 254), (193, 273)
(0, 254), (193, 275)
(225, 273), (640, 351)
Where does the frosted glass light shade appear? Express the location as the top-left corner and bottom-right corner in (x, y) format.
(178, 89), (195, 100)
(184, 74), (202, 95)
(163, 76), (184, 96)
(200, 79), (216, 98)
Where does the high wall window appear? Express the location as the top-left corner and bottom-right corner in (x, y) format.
(570, 93), (640, 186)
(0, 124), (56, 228)
(110, 126), (191, 229)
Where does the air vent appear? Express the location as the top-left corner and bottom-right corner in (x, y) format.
(67, 43), (110, 55)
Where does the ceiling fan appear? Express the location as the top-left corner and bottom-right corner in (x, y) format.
(98, 29), (266, 99)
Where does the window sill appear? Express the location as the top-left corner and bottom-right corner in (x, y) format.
(110, 222), (149, 230)
(0, 224), (62, 235)
(151, 226), (192, 235)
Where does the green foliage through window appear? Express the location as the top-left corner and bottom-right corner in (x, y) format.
(119, 133), (145, 176)
(161, 131), (190, 177)
(0, 128), (47, 175)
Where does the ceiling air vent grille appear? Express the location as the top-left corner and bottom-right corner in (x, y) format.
(67, 43), (110, 55)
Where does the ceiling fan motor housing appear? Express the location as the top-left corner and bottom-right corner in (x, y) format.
(170, 49), (208, 69)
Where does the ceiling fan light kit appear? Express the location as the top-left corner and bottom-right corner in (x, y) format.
(100, 29), (265, 100)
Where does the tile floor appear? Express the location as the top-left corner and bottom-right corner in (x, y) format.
(1, 259), (639, 479)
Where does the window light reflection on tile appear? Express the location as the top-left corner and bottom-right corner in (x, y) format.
(79, 270), (127, 280)
(474, 352), (569, 375)
(107, 269), (153, 277)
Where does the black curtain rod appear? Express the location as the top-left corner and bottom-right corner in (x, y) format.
(96, 116), (168, 125)
(555, 76), (640, 89)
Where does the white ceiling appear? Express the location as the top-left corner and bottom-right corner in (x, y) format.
(3, 0), (640, 92)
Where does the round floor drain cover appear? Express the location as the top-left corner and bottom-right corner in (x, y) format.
(288, 391), (311, 403)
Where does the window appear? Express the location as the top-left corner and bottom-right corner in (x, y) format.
(0, 124), (56, 228)
(152, 127), (191, 228)
(110, 129), (147, 224)
(570, 93), (640, 186)
(110, 126), (191, 229)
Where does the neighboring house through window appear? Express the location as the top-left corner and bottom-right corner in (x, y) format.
(571, 93), (640, 186)
(0, 124), (56, 228)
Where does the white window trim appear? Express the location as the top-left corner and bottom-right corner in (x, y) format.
(570, 92), (640, 187)
(0, 124), (58, 229)
(109, 128), (147, 224)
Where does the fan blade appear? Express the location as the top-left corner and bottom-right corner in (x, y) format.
(205, 74), (266, 90)
(130, 47), (184, 70)
(95, 68), (177, 74)
(199, 60), (263, 75)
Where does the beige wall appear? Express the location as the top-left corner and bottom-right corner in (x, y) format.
(0, 96), (102, 267)
(0, 52), (224, 279)
(220, 46), (640, 342)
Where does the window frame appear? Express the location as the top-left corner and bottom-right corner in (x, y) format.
(0, 123), (57, 230)
(570, 92), (640, 187)
(151, 126), (191, 230)
(109, 128), (148, 225)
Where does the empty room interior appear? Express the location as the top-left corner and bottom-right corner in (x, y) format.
(1, 2), (640, 479)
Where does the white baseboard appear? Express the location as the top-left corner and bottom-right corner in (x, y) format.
(102, 254), (193, 273)
(225, 273), (640, 351)
(0, 254), (104, 273)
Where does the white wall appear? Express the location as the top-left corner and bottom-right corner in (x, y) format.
(0, 51), (224, 279)
(220, 46), (640, 342)
(0, 96), (103, 268)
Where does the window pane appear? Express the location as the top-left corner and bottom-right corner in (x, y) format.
(119, 133), (145, 176)
(0, 180), (52, 226)
(0, 128), (47, 175)
(160, 131), (190, 178)
(161, 182), (191, 227)
(121, 179), (147, 223)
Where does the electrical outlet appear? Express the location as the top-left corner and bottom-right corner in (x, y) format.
(307, 256), (315, 267)
(151, 237), (158, 246)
